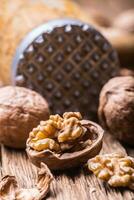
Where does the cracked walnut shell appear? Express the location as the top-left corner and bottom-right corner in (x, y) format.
(26, 112), (104, 170)
(98, 76), (134, 146)
(88, 153), (134, 190)
(0, 163), (53, 200)
(0, 86), (49, 149)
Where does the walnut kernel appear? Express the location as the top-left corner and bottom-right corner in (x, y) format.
(30, 138), (60, 152)
(63, 112), (82, 120)
(29, 112), (85, 152)
(58, 115), (84, 143)
(88, 153), (134, 190)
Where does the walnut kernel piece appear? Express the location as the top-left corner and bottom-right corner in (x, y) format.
(31, 138), (60, 152)
(58, 114), (84, 143)
(88, 153), (134, 190)
(29, 112), (86, 152)
(63, 112), (82, 120)
(0, 163), (53, 200)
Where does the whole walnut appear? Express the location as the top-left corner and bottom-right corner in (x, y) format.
(113, 9), (134, 33)
(119, 68), (134, 77)
(0, 86), (49, 149)
(98, 76), (134, 146)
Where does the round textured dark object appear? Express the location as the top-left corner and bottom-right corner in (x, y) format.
(98, 76), (134, 146)
(12, 19), (120, 120)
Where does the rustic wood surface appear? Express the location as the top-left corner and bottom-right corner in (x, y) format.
(0, 133), (134, 200)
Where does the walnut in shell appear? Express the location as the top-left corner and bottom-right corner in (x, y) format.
(0, 86), (49, 149)
(0, 163), (53, 200)
(119, 68), (134, 77)
(26, 112), (104, 170)
(88, 153), (134, 190)
(113, 9), (134, 33)
(98, 76), (134, 146)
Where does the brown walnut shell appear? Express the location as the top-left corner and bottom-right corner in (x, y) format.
(113, 9), (134, 33)
(98, 76), (134, 146)
(0, 86), (49, 149)
(26, 120), (104, 170)
(119, 68), (134, 77)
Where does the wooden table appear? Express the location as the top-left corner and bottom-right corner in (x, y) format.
(0, 133), (134, 200)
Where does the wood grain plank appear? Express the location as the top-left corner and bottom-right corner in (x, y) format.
(0, 133), (134, 200)
(1, 145), (37, 188)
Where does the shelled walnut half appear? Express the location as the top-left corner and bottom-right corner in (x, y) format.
(26, 112), (104, 170)
(88, 153), (134, 190)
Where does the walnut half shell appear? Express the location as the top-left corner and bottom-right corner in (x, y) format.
(0, 163), (53, 200)
(26, 120), (104, 170)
